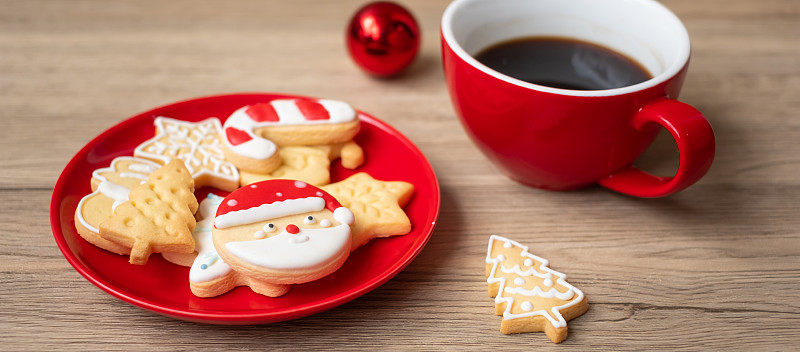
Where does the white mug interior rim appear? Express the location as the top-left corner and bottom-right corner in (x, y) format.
(441, 0), (691, 97)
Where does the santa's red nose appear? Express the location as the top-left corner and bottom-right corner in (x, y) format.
(286, 224), (300, 234)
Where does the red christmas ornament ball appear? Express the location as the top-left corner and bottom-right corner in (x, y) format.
(346, 1), (420, 77)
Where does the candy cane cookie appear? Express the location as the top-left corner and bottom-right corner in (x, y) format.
(220, 98), (360, 174)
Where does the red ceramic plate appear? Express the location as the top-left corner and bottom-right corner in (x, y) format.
(50, 93), (439, 324)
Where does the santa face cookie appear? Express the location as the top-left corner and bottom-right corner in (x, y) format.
(212, 180), (354, 288)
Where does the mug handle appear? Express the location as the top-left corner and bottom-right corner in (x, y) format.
(598, 98), (715, 198)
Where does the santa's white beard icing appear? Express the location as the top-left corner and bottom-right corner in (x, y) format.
(211, 179), (354, 285)
(225, 224), (350, 269)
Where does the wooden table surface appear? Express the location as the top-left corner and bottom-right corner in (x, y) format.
(2, 0), (798, 350)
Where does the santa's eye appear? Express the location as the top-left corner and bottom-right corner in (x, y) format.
(264, 223), (277, 233)
(304, 216), (317, 224)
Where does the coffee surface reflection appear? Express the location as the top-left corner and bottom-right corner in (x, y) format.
(474, 37), (652, 90)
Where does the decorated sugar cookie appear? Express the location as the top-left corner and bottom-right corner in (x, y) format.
(210, 179), (354, 297)
(135, 117), (240, 191)
(74, 157), (160, 254)
(160, 193), (288, 298)
(99, 160), (198, 265)
(485, 235), (588, 343)
(220, 98), (360, 174)
(182, 193), (245, 297)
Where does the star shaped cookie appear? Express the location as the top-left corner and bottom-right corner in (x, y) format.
(321, 172), (414, 251)
(135, 117), (240, 191)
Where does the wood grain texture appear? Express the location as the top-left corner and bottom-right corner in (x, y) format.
(2, 0), (799, 350)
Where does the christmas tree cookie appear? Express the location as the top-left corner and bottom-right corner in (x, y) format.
(485, 235), (588, 343)
(99, 160), (199, 265)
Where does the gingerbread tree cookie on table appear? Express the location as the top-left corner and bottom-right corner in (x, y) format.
(485, 235), (588, 343)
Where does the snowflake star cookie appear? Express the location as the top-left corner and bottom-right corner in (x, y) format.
(184, 193), (241, 297)
(135, 116), (240, 191)
(485, 235), (588, 343)
(209, 179), (355, 297)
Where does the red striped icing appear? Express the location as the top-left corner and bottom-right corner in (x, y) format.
(245, 103), (280, 122)
(295, 99), (330, 120)
(225, 127), (253, 146)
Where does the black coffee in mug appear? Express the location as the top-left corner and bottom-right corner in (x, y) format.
(474, 36), (652, 90)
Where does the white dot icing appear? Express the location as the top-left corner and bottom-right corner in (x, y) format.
(295, 180), (307, 188)
(319, 219), (332, 228)
(544, 278), (554, 287)
(521, 301), (533, 311)
(227, 199), (238, 206)
(503, 242), (512, 248)
(514, 277), (525, 286)
(523, 259), (533, 266)
(253, 230), (266, 239)
(496, 254), (505, 261)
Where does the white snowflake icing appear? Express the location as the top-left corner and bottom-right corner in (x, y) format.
(134, 117), (238, 186)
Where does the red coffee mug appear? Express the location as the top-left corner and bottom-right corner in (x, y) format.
(441, 0), (715, 197)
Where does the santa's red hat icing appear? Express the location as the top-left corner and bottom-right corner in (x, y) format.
(214, 179), (354, 229)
